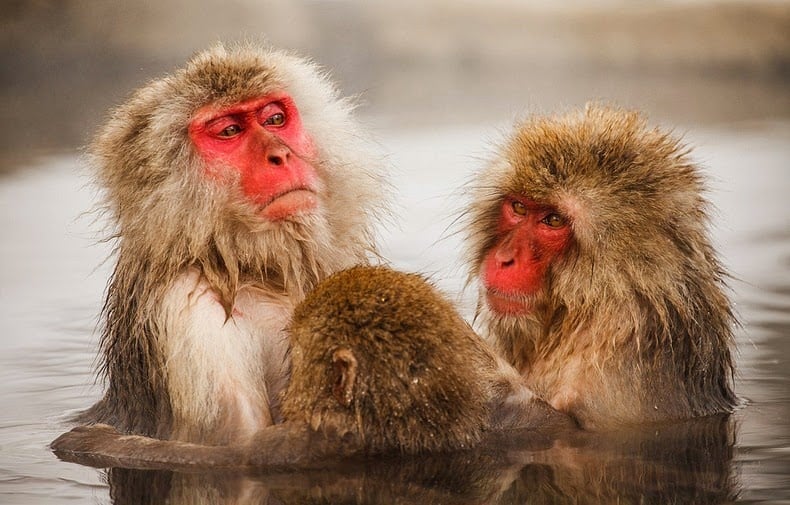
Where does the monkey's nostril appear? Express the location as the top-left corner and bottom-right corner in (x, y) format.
(268, 155), (284, 166)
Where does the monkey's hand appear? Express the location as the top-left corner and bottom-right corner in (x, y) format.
(51, 424), (134, 468)
(51, 424), (244, 470)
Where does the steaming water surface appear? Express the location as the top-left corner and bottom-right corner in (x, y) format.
(0, 122), (788, 503)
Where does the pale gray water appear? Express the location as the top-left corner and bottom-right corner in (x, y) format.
(0, 121), (788, 503)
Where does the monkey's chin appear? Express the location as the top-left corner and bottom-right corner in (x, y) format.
(485, 290), (532, 317)
(261, 189), (318, 221)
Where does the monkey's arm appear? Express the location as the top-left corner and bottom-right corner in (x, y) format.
(489, 377), (578, 433)
(51, 424), (247, 470)
(51, 422), (364, 471)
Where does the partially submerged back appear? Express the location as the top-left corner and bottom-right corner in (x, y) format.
(283, 266), (507, 454)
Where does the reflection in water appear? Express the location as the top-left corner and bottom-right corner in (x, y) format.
(734, 280), (790, 499)
(97, 417), (735, 504)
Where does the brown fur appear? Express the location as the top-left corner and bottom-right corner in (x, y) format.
(464, 104), (737, 430)
(53, 267), (573, 469)
(77, 43), (388, 441)
(282, 266), (571, 454)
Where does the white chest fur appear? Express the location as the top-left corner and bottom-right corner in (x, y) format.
(158, 269), (292, 443)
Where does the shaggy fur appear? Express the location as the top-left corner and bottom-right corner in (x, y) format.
(284, 266), (509, 454)
(464, 104), (736, 429)
(52, 267), (572, 468)
(78, 43), (388, 440)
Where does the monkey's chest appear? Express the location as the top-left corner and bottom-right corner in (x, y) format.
(159, 272), (293, 441)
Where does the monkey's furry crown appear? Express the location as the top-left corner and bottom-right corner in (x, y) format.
(493, 104), (707, 251)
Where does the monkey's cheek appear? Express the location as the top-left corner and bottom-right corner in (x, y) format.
(260, 190), (318, 221)
(485, 290), (531, 317)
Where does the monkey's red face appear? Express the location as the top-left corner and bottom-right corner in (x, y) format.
(482, 195), (572, 316)
(189, 93), (319, 221)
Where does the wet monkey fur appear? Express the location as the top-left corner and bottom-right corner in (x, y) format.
(71, 43), (388, 444)
(465, 104), (737, 430)
(281, 266), (572, 454)
(52, 267), (573, 469)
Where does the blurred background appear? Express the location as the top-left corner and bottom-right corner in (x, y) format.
(1, 1), (789, 503)
(1, 0), (788, 169)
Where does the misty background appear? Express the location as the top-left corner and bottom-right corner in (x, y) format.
(1, 0), (788, 170)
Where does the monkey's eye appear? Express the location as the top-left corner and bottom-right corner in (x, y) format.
(264, 113), (286, 127)
(542, 213), (566, 228)
(511, 200), (528, 216)
(259, 102), (287, 127)
(217, 124), (243, 138)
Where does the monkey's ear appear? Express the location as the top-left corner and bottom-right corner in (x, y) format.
(331, 348), (358, 407)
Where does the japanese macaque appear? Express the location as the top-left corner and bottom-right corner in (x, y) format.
(465, 104), (737, 430)
(52, 266), (573, 470)
(74, 43), (387, 444)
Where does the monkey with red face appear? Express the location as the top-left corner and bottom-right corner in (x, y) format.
(76, 43), (388, 444)
(465, 104), (737, 430)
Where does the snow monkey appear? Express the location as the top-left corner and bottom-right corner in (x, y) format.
(465, 104), (737, 430)
(52, 267), (573, 470)
(73, 43), (388, 445)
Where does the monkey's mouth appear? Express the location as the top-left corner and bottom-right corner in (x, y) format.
(485, 289), (533, 316)
(260, 188), (318, 221)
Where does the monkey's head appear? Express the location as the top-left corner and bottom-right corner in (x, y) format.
(283, 266), (499, 455)
(467, 104), (732, 356)
(92, 43), (387, 304)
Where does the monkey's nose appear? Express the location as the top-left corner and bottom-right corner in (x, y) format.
(494, 238), (518, 267)
(494, 253), (517, 269)
(266, 145), (291, 167)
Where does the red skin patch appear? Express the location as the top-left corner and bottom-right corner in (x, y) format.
(188, 93), (319, 221)
(482, 195), (572, 316)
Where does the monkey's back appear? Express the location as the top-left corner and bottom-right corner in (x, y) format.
(284, 266), (498, 454)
